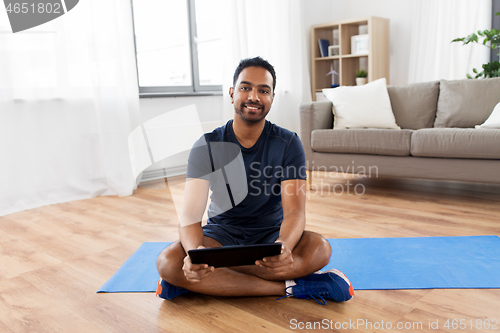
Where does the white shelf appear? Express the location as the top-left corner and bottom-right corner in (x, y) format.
(311, 16), (390, 100)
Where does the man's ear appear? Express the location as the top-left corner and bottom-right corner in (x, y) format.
(229, 87), (234, 104)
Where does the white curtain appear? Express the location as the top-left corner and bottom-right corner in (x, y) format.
(0, 0), (140, 217)
(408, 0), (492, 83)
(221, 0), (311, 133)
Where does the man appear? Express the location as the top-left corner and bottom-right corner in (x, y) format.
(156, 57), (354, 304)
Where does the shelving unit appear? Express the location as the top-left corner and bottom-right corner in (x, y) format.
(311, 16), (390, 101)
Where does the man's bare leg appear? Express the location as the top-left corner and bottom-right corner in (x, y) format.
(231, 231), (331, 281)
(157, 236), (285, 297)
(156, 231), (331, 297)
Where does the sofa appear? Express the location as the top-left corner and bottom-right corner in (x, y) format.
(299, 77), (500, 184)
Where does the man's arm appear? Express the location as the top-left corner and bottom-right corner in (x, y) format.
(276, 179), (306, 250)
(275, 134), (307, 250)
(178, 178), (210, 251)
(256, 178), (306, 276)
(178, 177), (216, 282)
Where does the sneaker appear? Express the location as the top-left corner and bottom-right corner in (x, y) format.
(156, 278), (190, 300)
(279, 269), (354, 305)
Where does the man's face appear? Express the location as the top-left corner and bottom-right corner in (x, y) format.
(230, 66), (275, 123)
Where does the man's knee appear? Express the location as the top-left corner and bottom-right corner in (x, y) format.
(317, 235), (332, 266)
(157, 241), (186, 284)
(303, 231), (332, 265)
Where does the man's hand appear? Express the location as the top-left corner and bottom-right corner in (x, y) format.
(182, 246), (214, 282)
(255, 241), (294, 279)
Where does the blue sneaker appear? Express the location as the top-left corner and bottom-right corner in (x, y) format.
(279, 269), (354, 305)
(156, 278), (190, 300)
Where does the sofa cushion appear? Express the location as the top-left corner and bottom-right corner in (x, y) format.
(311, 129), (413, 156)
(411, 128), (500, 159)
(476, 102), (500, 129)
(387, 81), (439, 129)
(322, 78), (400, 130)
(434, 77), (500, 128)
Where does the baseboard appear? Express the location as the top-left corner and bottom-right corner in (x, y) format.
(140, 166), (187, 182)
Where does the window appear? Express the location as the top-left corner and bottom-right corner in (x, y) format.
(131, 0), (223, 96)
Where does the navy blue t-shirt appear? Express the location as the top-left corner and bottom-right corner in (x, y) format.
(186, 119), (306, 236)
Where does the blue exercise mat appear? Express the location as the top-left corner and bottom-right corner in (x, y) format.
(98, 242), (171, 293)
(97, 235), (500, 293)
(323, 235), (500, 290)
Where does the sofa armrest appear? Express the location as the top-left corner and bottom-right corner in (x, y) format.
(299, 101), (333, 169)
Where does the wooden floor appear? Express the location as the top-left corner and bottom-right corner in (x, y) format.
(1, 172), (500, 332)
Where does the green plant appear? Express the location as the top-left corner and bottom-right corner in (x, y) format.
(452, 12), (500, 79)
(355, 69), (367, 78)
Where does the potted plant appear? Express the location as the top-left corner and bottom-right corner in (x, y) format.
(452, 11), (500, 79)
(355, 69), (368, 85)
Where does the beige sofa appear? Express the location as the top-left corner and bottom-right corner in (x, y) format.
(299, 78), (500, 184)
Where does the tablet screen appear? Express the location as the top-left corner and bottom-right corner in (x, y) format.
(188, 243), (282, 267)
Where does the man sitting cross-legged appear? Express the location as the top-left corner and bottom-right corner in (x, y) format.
(156, 57), (354, 304)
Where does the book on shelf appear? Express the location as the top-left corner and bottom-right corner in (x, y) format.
(318, 39), (330, 57)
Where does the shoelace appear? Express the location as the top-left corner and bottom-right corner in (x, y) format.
(276, 285), (329, 305)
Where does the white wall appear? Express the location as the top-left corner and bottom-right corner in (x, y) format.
(138, 95), (224, 180)
(303, 0), (417, 85)
(140, 95), (224, 124)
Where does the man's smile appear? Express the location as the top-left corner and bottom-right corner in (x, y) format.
(244, 104), (262, 112)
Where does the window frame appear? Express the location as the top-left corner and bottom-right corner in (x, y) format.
(130, 0), (223, 97)
(492, 0), (500, 62)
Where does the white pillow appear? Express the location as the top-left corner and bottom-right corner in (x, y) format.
(322, 78), (400, 130)
(475, 102), (500, 129)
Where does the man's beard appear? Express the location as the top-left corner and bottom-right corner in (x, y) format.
(235, 102), (269, 123)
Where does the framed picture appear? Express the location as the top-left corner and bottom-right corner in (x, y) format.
(328, 45), (339, 57)
(351, 34), (369, 55)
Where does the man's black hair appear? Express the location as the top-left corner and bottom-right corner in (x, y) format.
(232, 56), (276, 92)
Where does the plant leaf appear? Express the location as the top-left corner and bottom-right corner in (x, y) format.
(463, 33), (478, 44)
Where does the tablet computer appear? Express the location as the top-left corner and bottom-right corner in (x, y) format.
(188, 243), (282, 268)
